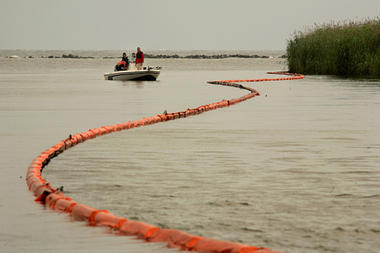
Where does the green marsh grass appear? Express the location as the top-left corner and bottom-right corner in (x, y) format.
(287, 18), (380, 77)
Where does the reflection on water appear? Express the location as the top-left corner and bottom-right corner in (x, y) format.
(1, 56), (380, 253)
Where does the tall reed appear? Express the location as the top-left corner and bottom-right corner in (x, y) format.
(287, 18), (380, 77)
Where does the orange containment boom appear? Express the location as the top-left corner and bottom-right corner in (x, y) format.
(26, 72), (304, 253)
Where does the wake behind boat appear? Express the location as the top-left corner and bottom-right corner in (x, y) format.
(104, 66), (161, 81)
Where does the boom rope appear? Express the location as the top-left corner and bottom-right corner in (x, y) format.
(26, 71), (304, 253)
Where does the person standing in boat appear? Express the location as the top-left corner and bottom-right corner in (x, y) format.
(135, 47), (144, 70)
(131, 53), (136, 64)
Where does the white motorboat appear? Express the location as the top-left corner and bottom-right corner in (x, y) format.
(104, 66), (161, 81)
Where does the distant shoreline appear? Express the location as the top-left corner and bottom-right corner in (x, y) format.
(144, 54), (286, 59)
(5, 53), (286, 60)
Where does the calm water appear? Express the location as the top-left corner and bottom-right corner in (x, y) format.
(0, 53), (379, 253)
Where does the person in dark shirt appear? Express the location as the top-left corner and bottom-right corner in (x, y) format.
(115, 52), (129, 71)
(121, 52), (129, 65)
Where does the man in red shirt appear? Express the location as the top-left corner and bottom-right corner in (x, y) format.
(135, 47), (144, 70)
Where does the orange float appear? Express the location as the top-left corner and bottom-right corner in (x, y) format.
(26, 72), (304, 253)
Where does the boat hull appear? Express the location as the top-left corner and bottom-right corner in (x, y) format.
(104, 69), (160, 81)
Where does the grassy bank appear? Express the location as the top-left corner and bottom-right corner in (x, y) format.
(287, 18), (380, 77)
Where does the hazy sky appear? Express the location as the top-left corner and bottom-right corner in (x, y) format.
(1, 0), (379, 50)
